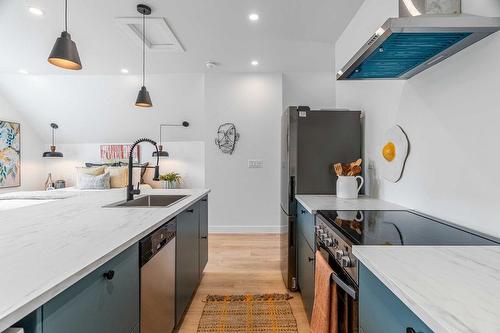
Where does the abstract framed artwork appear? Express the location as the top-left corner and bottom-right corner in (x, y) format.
(100, 144), (140, 164)
(0, 121), (21, 188)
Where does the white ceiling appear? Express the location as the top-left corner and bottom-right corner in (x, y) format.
(0, 0), (364, 74)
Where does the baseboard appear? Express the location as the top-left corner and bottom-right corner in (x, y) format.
(208, 225), (280, 234)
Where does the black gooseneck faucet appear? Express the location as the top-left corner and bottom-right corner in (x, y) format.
(127, 138), (160, 201)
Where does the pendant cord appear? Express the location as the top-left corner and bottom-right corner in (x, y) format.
(52, 128), (55, 146)
(142, 12), (145, 87)
(64, 0), (68, 32)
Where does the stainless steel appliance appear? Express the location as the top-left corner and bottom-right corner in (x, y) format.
(337, 0), (500, 80)
(280, 106), (362, 290)
(140, 219), (176, 333)
(314, 210), (499, 332)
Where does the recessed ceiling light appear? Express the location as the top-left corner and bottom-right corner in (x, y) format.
(120, 68), (129, 74)
(249, 13), (259, 21)
(28, 7), (44, 16)
(251, 60), (259, 66)
(18, 69), (29, 75)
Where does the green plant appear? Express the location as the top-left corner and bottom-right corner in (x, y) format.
(160, 172), (182, 183)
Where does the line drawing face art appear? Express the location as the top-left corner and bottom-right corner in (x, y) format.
(215, 123), (240, 155)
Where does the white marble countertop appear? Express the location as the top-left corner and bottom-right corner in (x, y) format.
(295, 195), (408, 214)
(0, 188), (209, 331)
(353, 246), (500, 333)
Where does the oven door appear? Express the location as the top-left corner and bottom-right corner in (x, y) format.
(316, 241), (359, 333)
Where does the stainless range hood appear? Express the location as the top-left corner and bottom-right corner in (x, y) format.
(337, 0), (500, 80)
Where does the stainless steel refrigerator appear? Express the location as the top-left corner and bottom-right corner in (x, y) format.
(280, 106), (362, 290)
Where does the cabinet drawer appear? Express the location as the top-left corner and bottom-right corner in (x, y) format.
(359, 264), (433, 333)
(296, 201), (315, 249)
(43, 245), (139, 333)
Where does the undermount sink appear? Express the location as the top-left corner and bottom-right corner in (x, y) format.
(105, 195), (188, 208)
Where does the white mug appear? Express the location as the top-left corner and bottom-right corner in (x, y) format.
(337, 210), (364, 221)
(336, 176), (364, 199)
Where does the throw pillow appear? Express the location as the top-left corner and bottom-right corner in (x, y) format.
(78, 172), (111, 190)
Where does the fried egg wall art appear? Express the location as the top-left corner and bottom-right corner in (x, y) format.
(381, 125), (409, 183)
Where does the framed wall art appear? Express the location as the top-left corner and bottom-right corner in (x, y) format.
(0, 121), (21, 188)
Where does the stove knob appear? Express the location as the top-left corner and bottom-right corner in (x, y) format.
(323, 238), (333, 246)
(335, 249), (346, 260)
(341, 256), (352, 268)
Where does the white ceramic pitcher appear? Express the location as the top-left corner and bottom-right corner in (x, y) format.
(336, 176), (364, 199)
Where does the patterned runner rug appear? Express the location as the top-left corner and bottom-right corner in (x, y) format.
(197, 293), (298, 333)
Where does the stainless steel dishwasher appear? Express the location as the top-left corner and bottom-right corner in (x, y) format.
(140, 218), (176, 333)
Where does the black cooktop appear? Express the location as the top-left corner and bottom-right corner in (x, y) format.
(317, 210), (498, 246)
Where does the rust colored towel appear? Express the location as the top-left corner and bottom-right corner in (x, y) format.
(310, 251), (339, 333)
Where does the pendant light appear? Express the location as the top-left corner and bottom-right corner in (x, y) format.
(152, 122), (190, 158)
(43, 123), (64, 158)
(48, 0), (82, 70)
(135, 4), (153, 107)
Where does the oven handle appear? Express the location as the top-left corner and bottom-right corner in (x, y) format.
(316, 238), (358, 300)
(331, 272), (357, 300)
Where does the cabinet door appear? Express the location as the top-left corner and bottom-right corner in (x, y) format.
(359, 264), (433, 333)
(199, 196), (208, 275)
(297, 232), (315, 320)
(175, 203), (200, 324)
(296, 202), (315, 249)
(43, 245), (139, 333)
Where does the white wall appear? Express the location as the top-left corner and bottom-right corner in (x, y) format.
(335, 0), (500, 238)
(45, 142), (205, 189)
(204, 74), (282, 233)
(283, 72), (336, 110)
(0, 94), (45, 193)
(0, 74), (205, 143)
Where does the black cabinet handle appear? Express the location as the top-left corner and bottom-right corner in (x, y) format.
(186, 209), (194, 213)
(201, 236), (208, 239)
(406, 328), (416, 333)
(103, 270), (115, 280)
(201, 198), (207, 202)
(301, 210), (306, 214)
(308, 257), (315, 262)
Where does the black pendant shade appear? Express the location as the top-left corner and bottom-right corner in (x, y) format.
(136, 86), (153, 108)
(43, 123), (64, 158)
(152, 144), (169, 158)
(43, 148), (64, 158)
(48, 31), (82, 70)
(48, 0), (82, 70)
(135, 4), (153, 108)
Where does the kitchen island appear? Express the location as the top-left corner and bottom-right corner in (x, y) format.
(353, 246), (500, 333)
(0, 188), (209, 332)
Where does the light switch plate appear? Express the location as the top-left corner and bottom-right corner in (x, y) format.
(248, 159), (264, 168)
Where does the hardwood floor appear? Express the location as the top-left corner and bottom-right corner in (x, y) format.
(177, 234), (310, 332)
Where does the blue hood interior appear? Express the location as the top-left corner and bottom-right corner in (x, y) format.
(347, 32), (471, 79)
(336, 14), (500, 80)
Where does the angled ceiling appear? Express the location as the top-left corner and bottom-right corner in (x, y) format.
(0, 0), (364, 74)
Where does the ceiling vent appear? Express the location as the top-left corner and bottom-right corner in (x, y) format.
(116, 17), (185, 52)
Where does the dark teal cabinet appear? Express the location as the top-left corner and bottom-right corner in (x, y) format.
(360, 264), (433, 333)
(199, 196), (209, 276)
(296, 201), (315, 320)
(14, 308), (42, 333)
(175, 202), (201, 325)
(42, 245), (139, 333)
(296, 202), (315, 249)
(297, 232), (315, 320)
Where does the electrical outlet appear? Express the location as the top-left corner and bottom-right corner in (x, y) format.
(248, 159), (264, 168)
